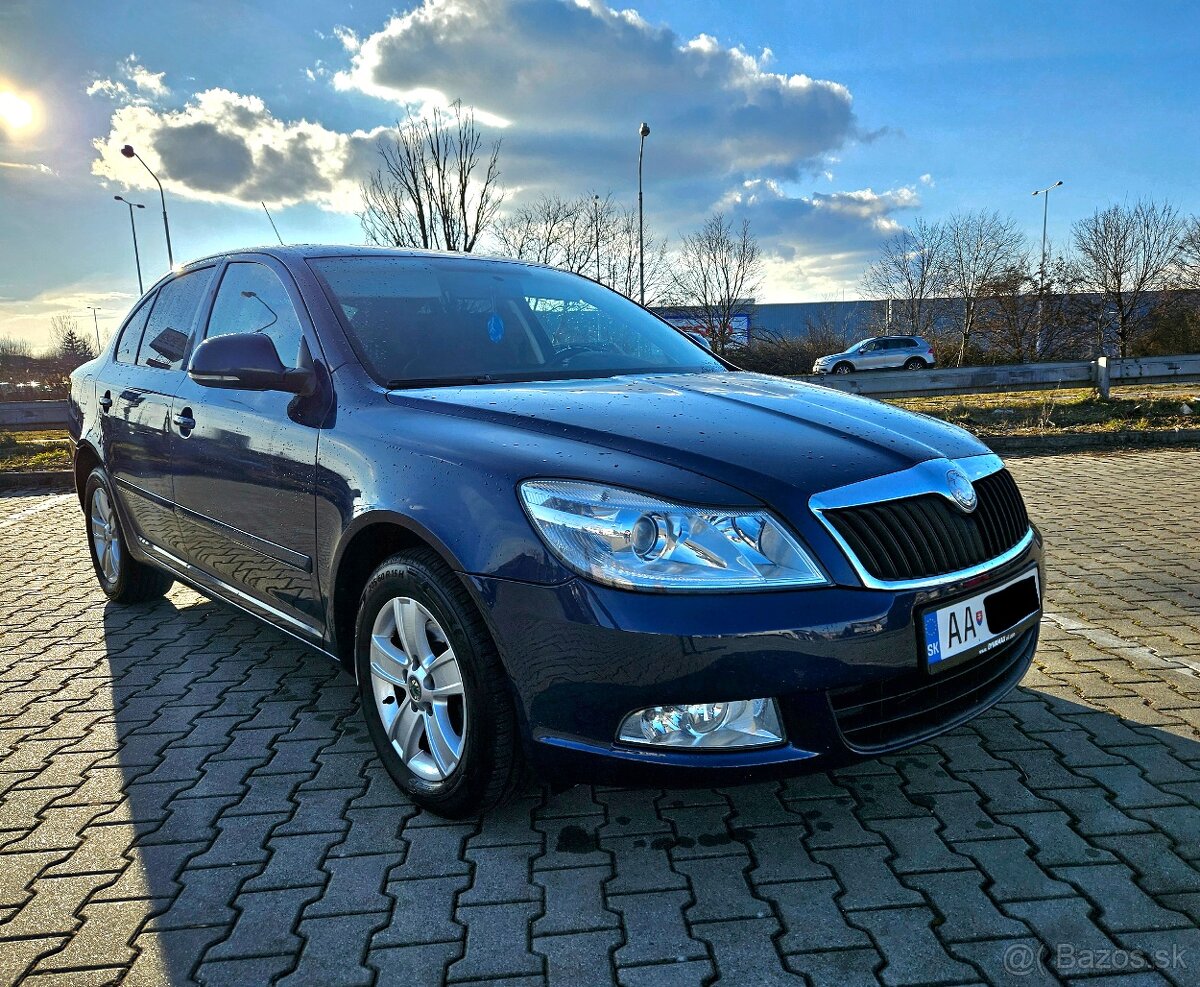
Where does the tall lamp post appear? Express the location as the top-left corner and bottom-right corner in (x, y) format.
(1031, 180), (1063, 355)
(114, 195), (146, 294)
(120, 144), (173, 269)
(86, 306), (102, 354)
(637, 122), (650, 306)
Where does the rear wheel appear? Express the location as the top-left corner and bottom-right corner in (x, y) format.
(832, 361), (853, 375)
(904, 357), (927, 371)
(84, 467), (173, 603)
(355, 548), (524, 817)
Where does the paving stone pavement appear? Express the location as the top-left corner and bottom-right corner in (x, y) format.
(1, 448), (1199, 986)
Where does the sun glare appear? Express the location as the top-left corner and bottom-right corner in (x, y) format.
(0, 91), (36, 131)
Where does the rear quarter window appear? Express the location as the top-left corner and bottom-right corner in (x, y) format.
(114, 293), (156, 364)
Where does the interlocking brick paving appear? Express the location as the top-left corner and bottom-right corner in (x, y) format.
(1, 449), (1198, 986)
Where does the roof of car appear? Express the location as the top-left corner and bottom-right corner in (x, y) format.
(178, 243), (560, 272)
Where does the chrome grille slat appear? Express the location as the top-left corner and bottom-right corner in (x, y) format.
(823, 467), (1030, 584)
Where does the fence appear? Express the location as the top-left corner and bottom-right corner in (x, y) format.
(1, 354), (1198, 431)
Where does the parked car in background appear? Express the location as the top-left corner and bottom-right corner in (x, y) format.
(69, 247), (1040, 817)
(813, 335), (936, 375)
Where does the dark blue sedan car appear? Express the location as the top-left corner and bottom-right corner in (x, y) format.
(69, 246), (1043, 816)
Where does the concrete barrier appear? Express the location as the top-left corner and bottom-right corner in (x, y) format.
(0, 400), (69, 431)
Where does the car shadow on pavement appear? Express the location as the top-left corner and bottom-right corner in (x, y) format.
(101, 593), (1200, 986)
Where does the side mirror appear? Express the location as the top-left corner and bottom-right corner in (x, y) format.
(189, 332), (314, 394)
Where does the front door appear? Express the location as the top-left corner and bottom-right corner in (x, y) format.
(170, 258), (324, 634)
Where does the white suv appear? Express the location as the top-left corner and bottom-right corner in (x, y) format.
(813, 336), (936, 375)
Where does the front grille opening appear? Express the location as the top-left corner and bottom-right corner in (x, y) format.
(824, 469), (1030, 582)
(828, 627), (1036, 751)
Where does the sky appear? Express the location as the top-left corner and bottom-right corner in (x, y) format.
(1, 0), (1198, 349)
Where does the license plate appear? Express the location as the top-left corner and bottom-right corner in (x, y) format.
(922, 569), (1041, 672)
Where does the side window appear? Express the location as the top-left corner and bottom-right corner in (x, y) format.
(114, 293), (156, 364)
(206, 262), (305, 367)
(138, 268), (214, 371)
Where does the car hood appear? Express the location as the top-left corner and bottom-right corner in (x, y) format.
(386, 371), (989, 507)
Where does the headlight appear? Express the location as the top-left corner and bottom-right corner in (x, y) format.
(518, 480), (828, 591)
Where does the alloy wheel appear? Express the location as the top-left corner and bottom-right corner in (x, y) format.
(368, 596), (467, 782)
(90, 487), (121, 584)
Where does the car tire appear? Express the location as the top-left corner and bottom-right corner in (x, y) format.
(84, 467), (174, 603)
(832, 361), (853, 375)
(904, 358), (927, 371)
(355, 547), (525, 817)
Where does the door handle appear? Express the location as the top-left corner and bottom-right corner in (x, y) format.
(99, 391), (112, 412)
(172, 410), (196, 432)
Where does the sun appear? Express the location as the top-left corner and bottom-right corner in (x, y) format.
(0, 91), (35, 131)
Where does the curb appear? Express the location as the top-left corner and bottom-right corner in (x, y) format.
(986, 428), (1200, 456)
(0, 470), (74, 492)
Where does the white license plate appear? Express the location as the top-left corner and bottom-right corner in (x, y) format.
(923, 569), (1041, 670)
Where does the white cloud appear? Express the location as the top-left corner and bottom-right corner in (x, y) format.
(919, 172), (935, 186)
(91, 87), (384, 211)
(0, 161), (55, 176)
(87, 55), (170, 104)
(332, 0), (858, 183)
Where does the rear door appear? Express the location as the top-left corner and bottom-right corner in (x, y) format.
(169, 258), (325, 633)
(101, 268), (215, 554)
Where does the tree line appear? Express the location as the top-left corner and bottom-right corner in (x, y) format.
(357, 102), (1200, 370)
(859, 202), (1200, 366)
(0, 316), (98, 400)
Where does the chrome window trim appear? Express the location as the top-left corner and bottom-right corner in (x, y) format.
(810, 453), (1034, 591)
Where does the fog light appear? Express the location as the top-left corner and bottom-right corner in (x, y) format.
(617, 698), (785, 750)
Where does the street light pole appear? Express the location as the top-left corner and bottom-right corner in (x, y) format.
(114, 195), (146, 295)
(86, 306), (102, 353)
(121, 144), (173, 269)
(593, 194), (601, 283)
(1031, 180), (1063, 357)
(637, 122), (650, 306)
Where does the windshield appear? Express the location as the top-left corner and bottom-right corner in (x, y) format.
(310, 255), (725, 387)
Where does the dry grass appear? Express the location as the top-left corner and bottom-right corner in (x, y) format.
(890, 384), (1199, 437)
(0, 429), (71, 472)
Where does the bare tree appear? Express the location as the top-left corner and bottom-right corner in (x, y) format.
(1177, 215), (1200, 291)
(599, 206), (671, 305)
(670, 213), (763, 354)
(1071, 200), (1186, 357)
(360, 101), (504, 252)
(976, 252), (1091, 364)
(492, 193), (672, 304)
(943, 211), (1026, 365)
(860, 218), (950, 340)
(494, 193), (603, 273)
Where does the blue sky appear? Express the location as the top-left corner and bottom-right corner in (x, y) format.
(1, 0), (1197, 347)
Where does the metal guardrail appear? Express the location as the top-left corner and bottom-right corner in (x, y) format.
(0, 400), (69, 431)
(797, 354), (1200, 399)
(0, 354), (1197, 430)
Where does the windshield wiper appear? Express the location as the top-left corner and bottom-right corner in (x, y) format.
(386, 374), (500, 389)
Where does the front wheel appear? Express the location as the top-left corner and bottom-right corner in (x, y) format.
(904, 358), (928, 371)
(355, 548), (524, 817)
(832, 361), (853, 375)
(84, 467), (174, 603)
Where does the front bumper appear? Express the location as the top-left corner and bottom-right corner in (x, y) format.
(469, 531), (1043, 786)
